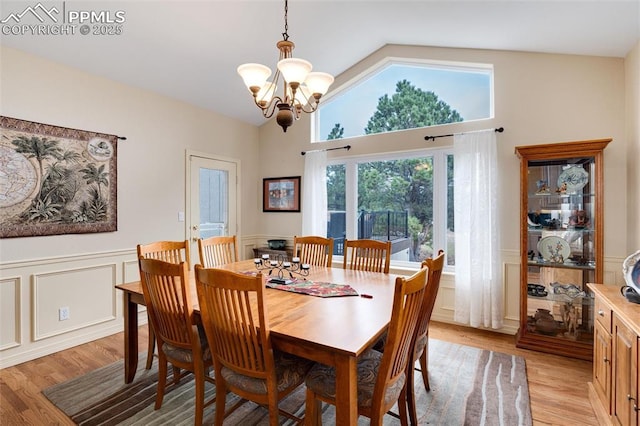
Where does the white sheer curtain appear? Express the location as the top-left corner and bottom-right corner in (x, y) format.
(453, 130), (503, 329)
(301, 150), (328, 236)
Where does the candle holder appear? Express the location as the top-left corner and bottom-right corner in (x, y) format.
(254, 253), (310, 282)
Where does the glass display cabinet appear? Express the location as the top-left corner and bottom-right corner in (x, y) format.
(515, 138), (611, 360)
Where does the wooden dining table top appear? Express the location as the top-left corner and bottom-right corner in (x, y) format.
(116, 259), (399, 358)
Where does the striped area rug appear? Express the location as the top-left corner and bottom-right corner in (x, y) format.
(43, 339), (532, 425)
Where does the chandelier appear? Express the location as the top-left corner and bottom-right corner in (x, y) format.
(237, 0), (334, 132)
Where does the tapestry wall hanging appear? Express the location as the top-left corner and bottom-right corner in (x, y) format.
(0, 116), (119, 238)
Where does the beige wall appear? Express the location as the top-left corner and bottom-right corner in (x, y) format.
(1, 46), (262, 260)
(257, 44), (632, 330)
(0, 46), (261, 367)
(626, 41), (640, 252)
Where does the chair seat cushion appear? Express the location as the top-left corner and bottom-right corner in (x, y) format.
(305, 348), (406, 408)
(221, 350), (314, 395)
(413, 334), (427, 358)
(162, 326), (212, 364)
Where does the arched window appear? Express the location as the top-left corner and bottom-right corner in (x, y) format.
(315, 58), (493, 142)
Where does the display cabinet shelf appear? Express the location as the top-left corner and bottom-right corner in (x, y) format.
(527, 261), (596, 270)
(515, 138), (611, 360)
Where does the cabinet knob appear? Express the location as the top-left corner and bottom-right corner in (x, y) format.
(603, 357), (609, 363)
(598, 309), (604, 316)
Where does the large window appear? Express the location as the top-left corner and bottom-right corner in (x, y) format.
(326, 149), (454, 267)
(316, 59), (493, 142)
(320, 57), (493, 267)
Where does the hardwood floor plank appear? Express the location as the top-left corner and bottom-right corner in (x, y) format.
(0, 322), (597, 425)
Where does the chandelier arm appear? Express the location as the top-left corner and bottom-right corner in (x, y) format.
(274, 66), (292, 105)
(297, 103), (319, 114)
(259, 96), (286, 119)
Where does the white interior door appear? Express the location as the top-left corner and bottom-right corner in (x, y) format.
(188, 154), (238, 264)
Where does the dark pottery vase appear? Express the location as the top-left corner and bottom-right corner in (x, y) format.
(534, 309), (558, 335)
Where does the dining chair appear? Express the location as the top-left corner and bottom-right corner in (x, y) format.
(137, 240), (191, 370)
(138, 258), (214, 426)
(292, 235), (334, 267)
(406, 249), (445, 425)
(305, 266), (429, 426)
(343, 239), (392, 273)
(195, 265), (314, 426)
(197, 235), (238, 267)
(137, 240), (191, 268)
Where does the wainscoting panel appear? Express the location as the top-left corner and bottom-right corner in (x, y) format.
(0, 276), (21, 350)
(602, 256), (627, 287)
(122, 259), (147, 315)
(33, 264), (117, 341)
(503, 261), (521, 322)
(123, 259), (139, 283)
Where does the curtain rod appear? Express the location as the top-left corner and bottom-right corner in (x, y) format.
(424, 127), (504, 141)
(301, 144), (351, 156)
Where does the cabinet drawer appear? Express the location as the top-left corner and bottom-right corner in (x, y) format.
(594, 297), (612, 333)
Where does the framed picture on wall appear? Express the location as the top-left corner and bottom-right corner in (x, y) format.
(263, 176), (301, 212)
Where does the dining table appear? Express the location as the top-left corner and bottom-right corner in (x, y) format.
(115, 259), (399, 425)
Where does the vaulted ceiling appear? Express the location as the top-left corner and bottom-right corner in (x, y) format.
(2, 1), (638, 126)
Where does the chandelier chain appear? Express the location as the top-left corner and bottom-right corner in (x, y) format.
(282, 0), (289, 41)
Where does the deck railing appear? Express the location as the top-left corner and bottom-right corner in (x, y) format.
(328, 210), (409, 255)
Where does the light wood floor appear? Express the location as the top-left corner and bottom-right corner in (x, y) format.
(0, 321), (597, 425)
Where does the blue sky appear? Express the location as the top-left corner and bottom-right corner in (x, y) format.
(317, 63), (492, 140)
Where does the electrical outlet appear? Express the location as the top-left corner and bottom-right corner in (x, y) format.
(59, 307), (70, 321)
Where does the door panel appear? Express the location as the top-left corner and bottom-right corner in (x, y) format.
(188, 155), (237, 264)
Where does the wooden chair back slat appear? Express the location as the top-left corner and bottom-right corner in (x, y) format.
(138, 258), (194, 351)
(198, 235), (239, 267)
(343, 239), (391, 274)
(138, 240), (191, 270)
(416, 249), (445, 342)
(293, 235), (334, 267)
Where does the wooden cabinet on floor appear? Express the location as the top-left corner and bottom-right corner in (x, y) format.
(515, 139), (611, 360)
(589, 284), (640, 426)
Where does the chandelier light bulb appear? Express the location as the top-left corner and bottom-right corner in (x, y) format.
(257, 81), (277, 106)
(305, 72), (334, 97)
(277, 58), (312, 85)
(237, 63), (272, 94)
(292, 84), (312, 107)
